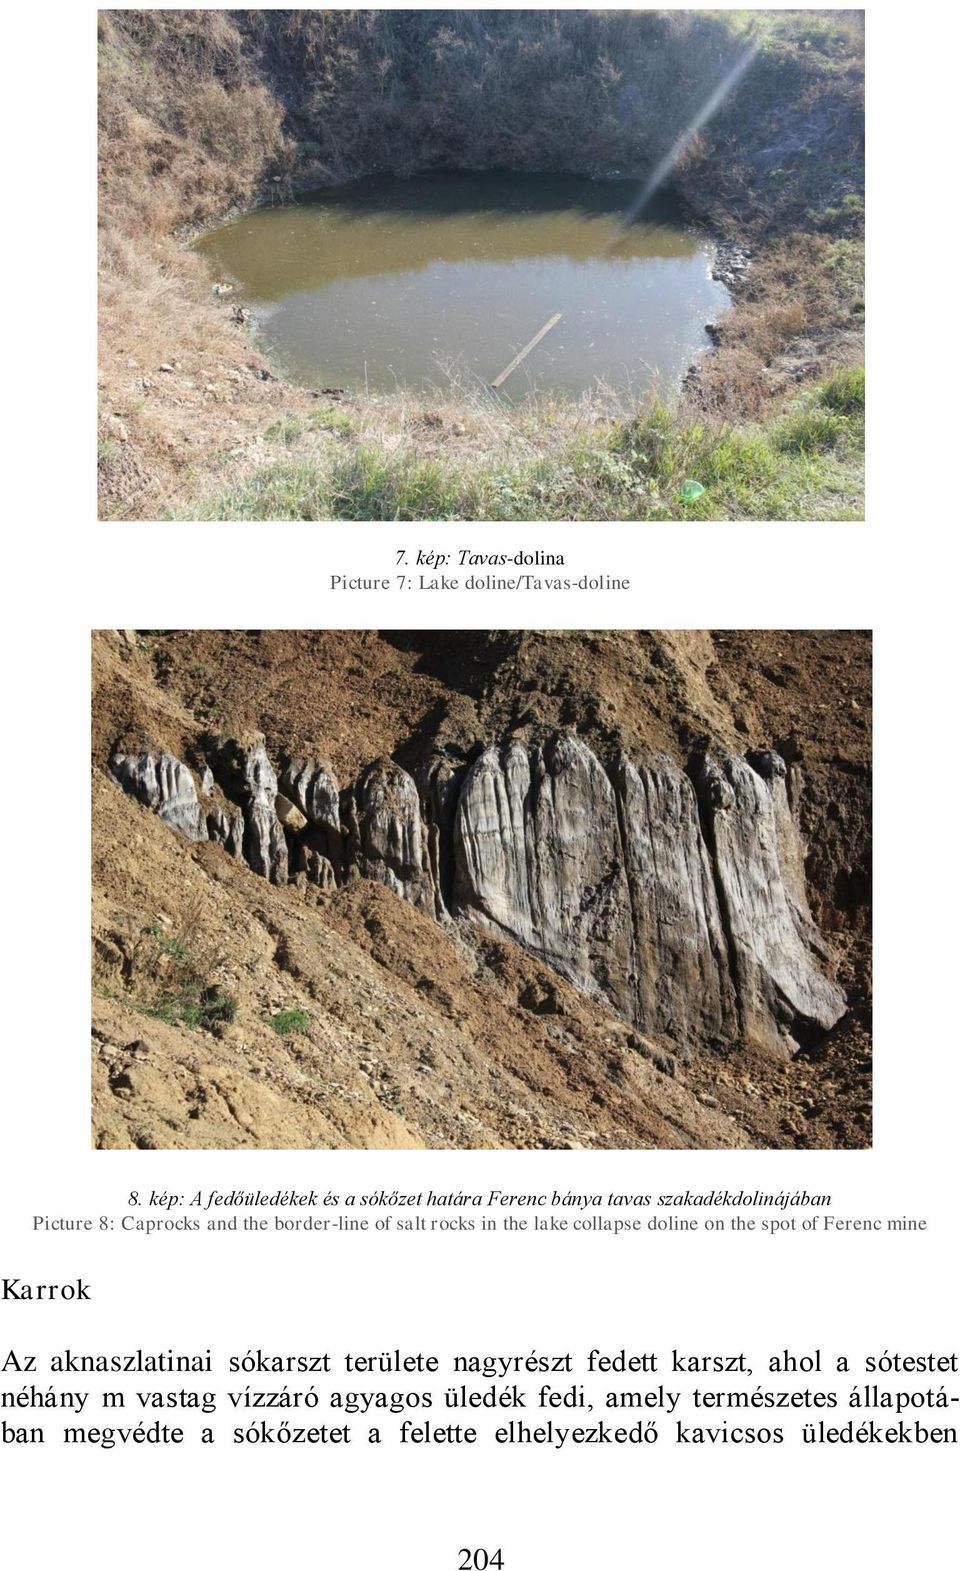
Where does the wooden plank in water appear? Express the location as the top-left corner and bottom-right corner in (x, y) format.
(491, 313), (562, 389)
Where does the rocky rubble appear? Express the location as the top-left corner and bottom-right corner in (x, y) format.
(109, 727), (846, 1060)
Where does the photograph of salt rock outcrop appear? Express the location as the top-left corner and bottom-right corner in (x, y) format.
(98, 9), (864, 521)
(92, 631), (871, 1150)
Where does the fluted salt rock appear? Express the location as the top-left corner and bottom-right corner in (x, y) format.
(298, 845), (338, 889)
(110, 753), (208, 843)
(279, 758), (344, 880)
(420, 754), (467, 914)
(748, 751), (805, 897)
(241, 743), (287, 885)
(110, 752), (162, 810)
(454, 736), (635, 1017)
(454, 740), (536, 939)
(694, 752), (845, 1057)
(348, 758), (436, 913)
(280, 758), (341, 830)
(206, 805), (245, 859)
(614, 752), (737, 1044)
(149, 756), (209, 843)
(747, 751), (831, 963)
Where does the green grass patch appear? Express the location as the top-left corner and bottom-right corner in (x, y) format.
(264, 406), (358, 446)
(187, 370), (864, 522)
(326, 448), (485, 520)
(312, 406), (356, 433)
(772, 406), (849, 456)
(267, 1011), (311, 1036)
(263, 416), (308, 447)
(772, 371), (864, 460)
(126, 910), (237, 1033)
(824, 237), (864, 303)
(818, 366), (865, 416)
(267, 1008), (311, 1036)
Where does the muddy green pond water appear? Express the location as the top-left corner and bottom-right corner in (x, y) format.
(196, 171), (729, 398)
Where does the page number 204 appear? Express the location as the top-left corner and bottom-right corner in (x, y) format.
(458, 1552), (504, 1569)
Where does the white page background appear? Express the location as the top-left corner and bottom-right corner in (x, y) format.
(2, 2), (956, 1567)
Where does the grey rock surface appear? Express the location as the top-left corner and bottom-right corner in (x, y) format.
(297, 841), (338, 889)
(110, 753), (208, 843)
(420, 754), (467, 916)
(110, 752), (163, 811)
(614, 752), (737, 1046)
(206, 805), (245, 859)
(453, 736), (635, 1017)
(279, 758), (344, 878)
(240, 743), (288, 885)
(694, 752), (846, 1056)
(348, 758), (436, 914)
(452, 735), (843, 1058)
(748, 751), (832, 963)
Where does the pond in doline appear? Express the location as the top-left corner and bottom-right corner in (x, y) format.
(196, 171), (729, 398)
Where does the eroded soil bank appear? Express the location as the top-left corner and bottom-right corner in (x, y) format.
(93, 630), (872, 1150)
(97, 10), (864, 519)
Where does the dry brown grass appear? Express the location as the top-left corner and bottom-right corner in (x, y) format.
(691, 235), (864, 419)
(98, 11), (287, 232)
(98, 235), (305, 516)
(98, 11), (298, 514)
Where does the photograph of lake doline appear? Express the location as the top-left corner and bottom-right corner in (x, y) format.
(98, 10), (865, 521)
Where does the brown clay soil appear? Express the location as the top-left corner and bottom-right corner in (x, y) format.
(92, 629), (871, 1151)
